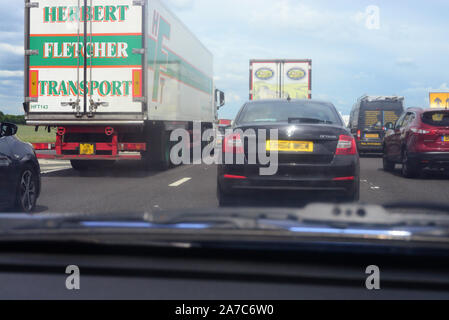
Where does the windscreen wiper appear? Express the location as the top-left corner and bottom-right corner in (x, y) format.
(2, 203), (449, 234)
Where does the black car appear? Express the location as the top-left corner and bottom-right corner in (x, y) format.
(0, 122), (41, 212)
(217, 99), (360, 205)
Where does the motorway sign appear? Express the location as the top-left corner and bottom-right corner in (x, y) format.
(429, 92), (449, 109)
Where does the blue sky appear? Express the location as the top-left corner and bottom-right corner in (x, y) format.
(1, 0), (449, 118)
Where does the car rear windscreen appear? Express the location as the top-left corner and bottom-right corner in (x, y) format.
(422, 110), (449, 126)
(238, 101), (341, 125)
(360, 101), (403, 130)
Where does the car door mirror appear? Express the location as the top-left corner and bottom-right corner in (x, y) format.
(0, 122), (18, 137)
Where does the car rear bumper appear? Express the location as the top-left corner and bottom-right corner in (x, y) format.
(408, 152), (449, 168)
(218, 155), (359, 193)
(357, 140), (383, 152)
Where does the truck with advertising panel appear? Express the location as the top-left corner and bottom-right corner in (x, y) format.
(249, 59), (312, 101)
(24, 0), (224, 170)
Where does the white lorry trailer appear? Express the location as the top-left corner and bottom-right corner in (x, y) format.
(24, 0), (224, 169)
(249, 59), (312, 100)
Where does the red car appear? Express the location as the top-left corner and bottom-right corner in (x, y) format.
(383, 108), (449, 177)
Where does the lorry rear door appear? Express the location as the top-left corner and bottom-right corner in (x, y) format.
(281, 61), (311, 100)
(85, 0), (143, 115)
(27, 0), (144, 117)
(28, 0), (84, 115)
(250, 61), (281, 100)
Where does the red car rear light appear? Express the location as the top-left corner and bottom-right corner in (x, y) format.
(335, 135), (357, 155)
(332, 176), (355, 181)
(223, 133), (244, 154)
(223, 174), (247, 179)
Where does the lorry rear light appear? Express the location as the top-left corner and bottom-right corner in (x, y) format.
(119, 143), (147, 152)
(105, 127), (114, 136)
(335, 135), (357, 155)
(57, 127), (66, 136)
(32, 143), (55, 150)
(223, 133), (244, 154)
(356, 130), (361, 140)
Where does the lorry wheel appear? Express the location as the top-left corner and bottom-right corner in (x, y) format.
(70, 160), (90, 171)
(158, 139), (173, 171)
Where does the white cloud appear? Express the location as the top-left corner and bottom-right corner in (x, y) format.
(396, 57), (415, 66)
(166, 0), (195, 11)
(403, 82), (449, 94)
(0, 43), (22, 56)
(0, 70), (23, 78)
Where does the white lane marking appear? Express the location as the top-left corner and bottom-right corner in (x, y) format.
(39, 160), (70, 165)
(361, 179), (381, 190)
(169, 177), (192, 187)
(41, 167), (71, 174)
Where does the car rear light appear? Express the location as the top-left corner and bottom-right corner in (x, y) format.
(223, 174), (247, 179)
(410, 127), (431, 134)
(335, 135), (357, 155)
(0, 156), (11, 167)
(356, 130), (361, 141)
(223, 133), (244, 154)
(332, 176), (355, 181)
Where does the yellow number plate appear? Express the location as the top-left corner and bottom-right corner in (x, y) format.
(365, 133), (379, 139)
(443, 136), (449, 142)
(79, 144), (95, 155)
(266, 140), (313, 152)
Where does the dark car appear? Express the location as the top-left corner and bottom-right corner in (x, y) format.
(348, 96), (404, 154)
(217, 99), (360, 205)
(383, 108), (449, 178)
(0, 122), (41, 212)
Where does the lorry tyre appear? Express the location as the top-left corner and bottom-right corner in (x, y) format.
(70, 160), (90, 171)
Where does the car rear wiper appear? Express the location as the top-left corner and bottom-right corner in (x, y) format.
(288, 117), (333, 124)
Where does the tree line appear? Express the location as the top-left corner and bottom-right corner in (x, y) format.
(0, 112), (26, 124)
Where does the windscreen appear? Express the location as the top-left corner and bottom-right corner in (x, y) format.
(237, 102), (341, 124)
(2, 0), (449, 301)
(360, 101), (403, 130)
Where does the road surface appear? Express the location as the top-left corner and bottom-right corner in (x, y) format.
(34, 156), (449, 214)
